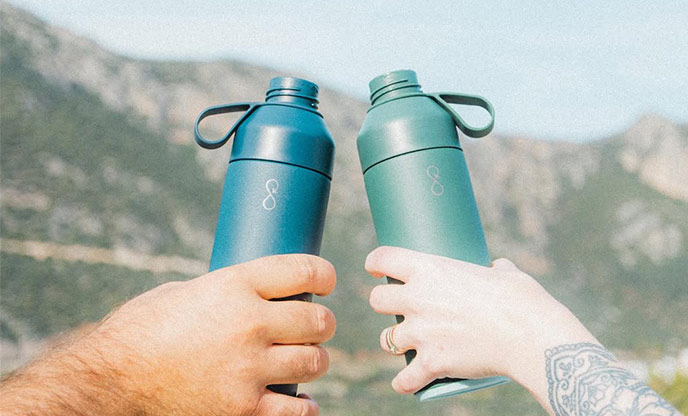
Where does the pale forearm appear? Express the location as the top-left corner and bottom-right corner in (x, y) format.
(502, 303), (599, 414)
(500, 291), (681, 416)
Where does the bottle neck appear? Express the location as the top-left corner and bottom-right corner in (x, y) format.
(265, 93), (318, 109)
(370, 85), (422, 106)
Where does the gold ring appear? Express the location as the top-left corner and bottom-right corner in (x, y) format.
(385, 325), (404, 355)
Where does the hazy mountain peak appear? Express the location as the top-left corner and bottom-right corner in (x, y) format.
(618, 114), (688, 202)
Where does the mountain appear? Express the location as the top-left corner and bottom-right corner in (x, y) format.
(1, 3), (686, 415)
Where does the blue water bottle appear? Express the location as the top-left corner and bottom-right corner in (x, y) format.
(194, 77), (335, 397)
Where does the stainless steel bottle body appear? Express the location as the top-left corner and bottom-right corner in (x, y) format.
(363, 147), (489, 266)
(357, 70), (508, 401)
(195, 77), (334, 398)
(210, 159), (331, 285)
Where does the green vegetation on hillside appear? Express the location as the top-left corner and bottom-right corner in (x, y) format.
(650, 372), (688, 414)
(1, 26), (220, 257)
(1, 22), (217, 338)
(1, 253), (183, 337)
(547, 150), (688, 351)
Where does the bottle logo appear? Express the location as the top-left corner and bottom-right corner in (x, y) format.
(426, 165), (444, 196)
(262, 179), (279, 211)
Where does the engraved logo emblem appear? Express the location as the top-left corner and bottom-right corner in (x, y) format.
(262, 179), (279, 211)
(426, 165), (444, 196)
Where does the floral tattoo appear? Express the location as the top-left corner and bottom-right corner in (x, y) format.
(545, 343), (680, 416)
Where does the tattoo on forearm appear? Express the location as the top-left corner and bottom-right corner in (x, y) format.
(545, 343), (681, 416)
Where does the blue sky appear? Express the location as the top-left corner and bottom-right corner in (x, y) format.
(8, 0), (688, 141)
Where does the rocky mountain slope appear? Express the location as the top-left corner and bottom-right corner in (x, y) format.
(1, 3), (686, 414)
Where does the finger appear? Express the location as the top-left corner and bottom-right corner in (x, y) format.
(255, 391), (319, 416)
(369, 284), (409, 315)
(234, 254), (336, 299)
(267, 302), (336, 344)
(366, 246), (492, 283)
(366, 246), (483, 283)
(266, 345), (329, 384)
(365, 246), (424, 282)
(391, 357), (437, 395)
(380, 324), (416, 355)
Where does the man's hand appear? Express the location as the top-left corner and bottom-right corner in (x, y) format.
(0, 254), (337, 416)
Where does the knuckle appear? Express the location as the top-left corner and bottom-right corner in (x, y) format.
(214, 265), (246, 294)
(322, 261), (336, 293)
(244, 316), (269, 341)
(492, 258), (512, 269)
(144, 281), (185, 303)
(300, 399), (315, 416)
(252, 395), (268, 416)
(368, 286), (384, 310)
(157, 280), (183, 292)
(223, 262), (244, 281)
(314, 305), (336, 339)
(377, 245), (395, 257)
(306, 401), (319, 416)
(366, 248), (381, 264)
(401, 292), (418, 315)
(366, 246), (390, 268)
(292, 255), (319, 289)
(292, 400), (311, 416)
(419, 355), (442, 378)
(379, 329), (387, 350)
(306, 347), (329, 378)
(437, 259), (455, 276)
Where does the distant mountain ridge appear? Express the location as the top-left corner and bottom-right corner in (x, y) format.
(1, 2), (686, 415)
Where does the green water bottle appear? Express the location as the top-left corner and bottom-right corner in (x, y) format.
(357, 69), (509, 401)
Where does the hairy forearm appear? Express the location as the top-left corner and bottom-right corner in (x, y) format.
(0, 330), (149, 415)
(1, 256), (337, 416)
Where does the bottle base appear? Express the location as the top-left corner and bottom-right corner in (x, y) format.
(416, 376), (510, 402)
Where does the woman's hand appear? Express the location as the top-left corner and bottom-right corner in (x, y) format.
(365, 246), (596, 409)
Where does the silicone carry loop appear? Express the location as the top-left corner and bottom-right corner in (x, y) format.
(194, 102), (261, 149)
(428, 93), (495, 138)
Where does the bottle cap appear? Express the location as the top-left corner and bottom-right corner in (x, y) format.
(369, 70), (421, 105)
(266, 77), (319, 105)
